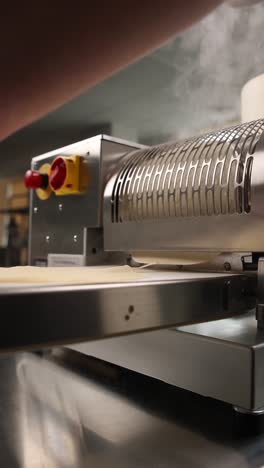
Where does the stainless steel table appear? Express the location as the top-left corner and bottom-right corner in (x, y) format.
(0, 270), (252, 352)
(1, 349), (264, 468)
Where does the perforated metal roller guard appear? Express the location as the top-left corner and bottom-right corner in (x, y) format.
(104, 119), (264, 253)
(111, 120), (264, 223)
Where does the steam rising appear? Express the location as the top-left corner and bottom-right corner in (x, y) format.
(153, 3), (264, 139)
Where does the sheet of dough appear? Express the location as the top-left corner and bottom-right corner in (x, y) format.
(132, 251), (219, 265)
(0, 265), (228, 286)
(0, 266), (139, 284)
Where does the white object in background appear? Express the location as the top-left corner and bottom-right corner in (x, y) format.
(227, 0), (263, 6)
(241, 74), (264, 122)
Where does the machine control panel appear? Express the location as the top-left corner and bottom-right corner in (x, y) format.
(26, 135), (141, 265)
(24, 155), (86, 199)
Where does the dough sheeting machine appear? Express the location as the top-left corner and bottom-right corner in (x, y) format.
(4, 118), (264, 413)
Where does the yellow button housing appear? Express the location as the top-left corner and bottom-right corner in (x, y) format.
(36, 163), (52, 200)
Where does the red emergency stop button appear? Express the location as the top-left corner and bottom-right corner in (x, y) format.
(24, 170), (49, 190)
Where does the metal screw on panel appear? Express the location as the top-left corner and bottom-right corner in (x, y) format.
(58, 204), (63, 212)
(224, 262), (231, 271)
(73, 235), (78, 243)
(45, 235), (50, 243)
(33, 207), (38, 214)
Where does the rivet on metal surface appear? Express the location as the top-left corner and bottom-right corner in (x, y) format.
(73, 235), (78, 243)
(224, 262), (231, 271)
(33, 207), (38, 214)
(45, 235), (50, 243)
(58, 204), (63, 212)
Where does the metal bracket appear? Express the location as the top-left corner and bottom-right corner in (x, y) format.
(256, 257), (264, 328)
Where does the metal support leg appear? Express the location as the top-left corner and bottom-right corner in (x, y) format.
(256, 258), (264, 329)
(234, 406), (264, 415)
(233, 405), (264, 436)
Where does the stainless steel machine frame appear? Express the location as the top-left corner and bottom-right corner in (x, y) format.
(0, 271), (251, 352)
(29, 135), (142, 266)
(22, 122), (264, 414)
(72, 311), (264, 413)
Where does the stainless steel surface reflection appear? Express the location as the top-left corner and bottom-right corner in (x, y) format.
(0, 272), (251, 353)
(0, 350), (256, 467)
